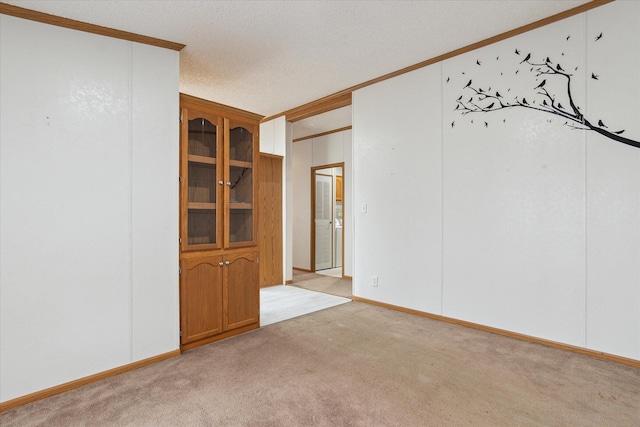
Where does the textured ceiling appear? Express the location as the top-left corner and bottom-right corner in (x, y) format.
(6, 0), (591, 118)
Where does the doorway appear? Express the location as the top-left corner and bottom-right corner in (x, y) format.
(311, 163), (344, 276)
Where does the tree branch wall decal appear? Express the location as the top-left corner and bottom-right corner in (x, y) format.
(452, 32), (640, 149)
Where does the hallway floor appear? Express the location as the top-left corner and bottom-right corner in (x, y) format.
(260, 285), (350, 326)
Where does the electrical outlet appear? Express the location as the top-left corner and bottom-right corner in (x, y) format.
(372, 275), (378, 287)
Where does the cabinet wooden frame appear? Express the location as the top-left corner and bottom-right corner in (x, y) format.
(179, 94), (261, 351)
(180, 106), (224, 251)
(180, 102), (260, 252)
(179, 249), (259, 347)
(224, 117), (259, 249)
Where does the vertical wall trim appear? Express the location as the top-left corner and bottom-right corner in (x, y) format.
(128, 42), (134, 362)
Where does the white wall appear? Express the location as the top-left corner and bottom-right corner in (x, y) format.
(292, 130), (353, 277)
(584, 1), (640, 359)
(0, 15), (179, 402)
(353, 1), (639, 360)
(353, 67), (443, 312)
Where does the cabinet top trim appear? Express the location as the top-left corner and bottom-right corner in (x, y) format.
(181, 94), (264, 122)
(0, 2), (185, 51)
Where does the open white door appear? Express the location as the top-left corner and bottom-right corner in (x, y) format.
(314, 174), (333, 271)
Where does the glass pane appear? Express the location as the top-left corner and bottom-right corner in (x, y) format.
(229, 165), (252, 244)
(229, 127), (252, 162)
(229, 209), (252, 243)
(229, 167), (252, 204)
(188, 117), (217, 157)
(187, 116), (217, 246)
(188, 210), (216, 245)
(188, 164), (216, 204)
(228, 126), (253, 244)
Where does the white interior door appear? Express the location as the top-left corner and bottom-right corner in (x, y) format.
(315, 174), (333, 271)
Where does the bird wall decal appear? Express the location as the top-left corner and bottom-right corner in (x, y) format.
(451, 29), (639, 149)
(535, 80), (546, 89)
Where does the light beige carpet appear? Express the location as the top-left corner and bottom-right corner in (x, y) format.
(2, 302), (639, 426)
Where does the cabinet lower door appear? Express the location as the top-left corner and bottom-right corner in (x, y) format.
(180, 256), (223, 344)
(224, 251), (259, 330)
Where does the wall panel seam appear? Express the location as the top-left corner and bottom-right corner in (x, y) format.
(440, 61), (445, 316)
(583, 11), (589, 350)
(129, 42), (135, 362)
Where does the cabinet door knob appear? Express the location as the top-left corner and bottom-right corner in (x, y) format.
(218, 180), (224, 185)
(218, 262), (224, 266)
(226, 181), (232, 186)
(225, 261), (230, 265)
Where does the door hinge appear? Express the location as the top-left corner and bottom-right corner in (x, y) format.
(179, 330), (182, 337)
(180, 113), (183, 123)
(179, 237), (182, 244)
(179, 176), (182, 183)
(179, 267), (182, 275)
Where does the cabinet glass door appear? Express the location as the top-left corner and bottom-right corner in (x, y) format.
(226, 120), (255, 246)
(183, 111), (222, 248)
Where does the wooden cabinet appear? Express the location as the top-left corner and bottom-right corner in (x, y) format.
(179, 94), (262, 351)
(224, 251), (259, 330)
(180, 256), (224, 344)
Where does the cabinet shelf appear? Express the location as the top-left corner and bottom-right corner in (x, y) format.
(230, 203), (252, 209)
(188, 202), (217, 210)
(229, 160), (252, 168)
(188, 154), (217, 165)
